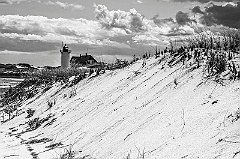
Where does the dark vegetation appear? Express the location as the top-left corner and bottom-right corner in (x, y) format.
(26, 108), (35, 118)
(165, 29), (240, 81)
(45, 142), (63, 149)
(26, 113), (54, 132)
(0, 68), (89, 122)
(0, 59), (136, 123)
(22, 137), (52, 144)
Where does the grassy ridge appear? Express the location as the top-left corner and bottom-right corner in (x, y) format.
(0, 68), (89, 122)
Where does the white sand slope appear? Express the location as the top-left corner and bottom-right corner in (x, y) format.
(0, 57), (240, 159)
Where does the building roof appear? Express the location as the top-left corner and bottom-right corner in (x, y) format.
(70, 54), (97, 64)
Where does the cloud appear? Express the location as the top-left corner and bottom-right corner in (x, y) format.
(93, 4), (196, 46)
(0, 0), (25, 5)
(99, 38), (131, 49)
(0, 15), (96, 42)
(152, 15), (174, 26)
(166, 25), (195, 36)
(175, 11), (194, 25)
(152, 13), (196, 33)
(45, 1), (84, 10)
(0, 49), (61, 66)
(0, 36), (57, 52)
(132, 34), (161, 42)
(194, 2), (240, 28)
(0, 0), (85, 10)
(0, 50), (34, 55)
(0, 17), (46, 36)
(222, 2), (238, 6)
(134, 0), (143, 4)
(191, 6), (204, 14)
(0, 3), (210, 56)
(94, 4), (147, 33)
(170, 0), (237, 3)
(0, 15), (133, 52)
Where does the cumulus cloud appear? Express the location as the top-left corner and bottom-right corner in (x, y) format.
(191, 6), (204, 14)
(93, 4), (193, 46)
(94, 4), (147, 33)
(152, 13), (196, 31)
(175, 11), (195, 25)
(93, 4), (196, 46)
(0, 15), (132, 52)
(193, 2), (240, 28)
(132, 20), (195, 47)
(128, 9), (201, 47)
(45, 1), (84, 10)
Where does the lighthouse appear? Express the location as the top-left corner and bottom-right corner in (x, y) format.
(60, 43), (71, 69)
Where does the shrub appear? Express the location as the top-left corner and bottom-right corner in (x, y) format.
(26, 108), (35, 118)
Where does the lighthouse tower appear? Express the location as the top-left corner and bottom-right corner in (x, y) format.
(60, 43), (71, 69)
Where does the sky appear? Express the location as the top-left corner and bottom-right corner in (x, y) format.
(0, 0), (239, 66)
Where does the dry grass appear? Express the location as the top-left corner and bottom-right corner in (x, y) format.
(167, 28), (240, 80)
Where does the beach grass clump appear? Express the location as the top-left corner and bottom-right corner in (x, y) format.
(26, 113), (54, 132)
(205, 50), (227, 76)
(26, 108), (35, 118)
(167, 28), (240, 80)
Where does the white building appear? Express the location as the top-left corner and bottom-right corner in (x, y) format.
(60, 44), (71, 69)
